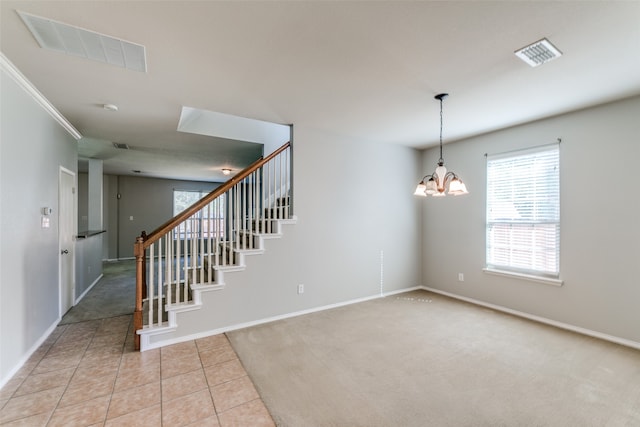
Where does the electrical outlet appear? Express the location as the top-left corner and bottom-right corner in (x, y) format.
(458, 273), (464, 282)
(297, 284), (304, 294)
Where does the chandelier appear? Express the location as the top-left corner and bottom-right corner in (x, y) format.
(414, 93), (468, 197)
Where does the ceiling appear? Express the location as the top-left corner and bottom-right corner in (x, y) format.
(2, 1), (639, 182)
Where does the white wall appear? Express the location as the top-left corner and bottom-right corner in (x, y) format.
(0, 68), (77, 386)
(421, 95), (640, 344)
(148, 126), (424, 345)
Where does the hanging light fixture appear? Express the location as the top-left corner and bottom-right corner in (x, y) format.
(414, 93), (468, 197)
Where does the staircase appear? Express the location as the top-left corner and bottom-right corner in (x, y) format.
(134, 142), (294, 351)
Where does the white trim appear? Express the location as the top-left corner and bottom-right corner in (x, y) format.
(482, 268), (563, 286)
(139, 286), (422, 351)
(59, 167), (77, 318)
(74, 274), (103, 304)
(0, 53), (82, 140)
(0, 317), (60, 389)
(422, 286), (640, 351)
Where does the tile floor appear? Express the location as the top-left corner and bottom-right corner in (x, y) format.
(0, 315), (275, 426)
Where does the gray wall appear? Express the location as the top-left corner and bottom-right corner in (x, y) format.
(78, 172), (88, 231)
(421, 95), (640, 344)
(148, 126), (424, 345)
(109, 175), (221, 259)
(0, 67), (77, 385)
(75, 234), (103, 300)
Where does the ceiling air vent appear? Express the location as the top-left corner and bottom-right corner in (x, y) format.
(113, 142), (129, 150)
(17, 10), (147, 72)
(515, 38), (562, 67)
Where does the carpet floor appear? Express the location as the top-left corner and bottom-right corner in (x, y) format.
(59, 260), (135, 325)
(227, 290), (640, 427)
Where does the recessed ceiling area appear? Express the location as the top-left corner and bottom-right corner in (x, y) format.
(2, 1), (639, 182)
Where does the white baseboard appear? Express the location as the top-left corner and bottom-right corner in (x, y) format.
(75, 274), (103, 304)
(141, 286), (423, 351)
(422, 286), (640, 351)
(0, 317), (60, 389)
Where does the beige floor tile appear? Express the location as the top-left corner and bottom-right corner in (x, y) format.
(72, 362), (120, 383)
(47, 394), (110, 427)
(218, 399), (275, 427)
(210, 376), (260, 413)
(162, 368), (208, 402)
(41, 328), (65, 347)
(79, 348), (123, 369)
(0, 377), (23, 400)
(105, 403), (161, 427)
(47, 338), (91, 355)
(161, 340), (199, 360)
(13, 367), (75, 397)
(96, 317), (131, 336)
(32, 354), (82, 374)
(118, 349), (160, 373)
(162, 388), (216, 427)
(24, 347), (50, 367)
(56, 329), (97, 344)
(199, 346), (237, 368)
(13, 361), (39, 380)
(113, 364), (160, 393)
(196, 334), (230, 352)
(58, 373), (116, 408)
(107, 380), (160, 420)
(118, 360), (160, 378)
(0, 398), (7, 410)
(204, 359), (247, 387)
(88, 331), (127, 349)
(0, 410), (52, 426)
(0, 385), (64, 424)
(185, 414), (220, 426)
(161, 353), (202, 378)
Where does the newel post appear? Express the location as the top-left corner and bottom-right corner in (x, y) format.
(133, 235), (145, 351)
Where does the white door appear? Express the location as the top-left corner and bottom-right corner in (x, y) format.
(59, 168), (75, 316)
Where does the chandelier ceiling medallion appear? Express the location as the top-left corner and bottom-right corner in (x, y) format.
(414, 93), (468, 197)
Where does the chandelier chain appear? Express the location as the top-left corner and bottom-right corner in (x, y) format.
(439, 97), (444, 164)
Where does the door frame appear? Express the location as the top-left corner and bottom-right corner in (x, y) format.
(59, 166), (76, 317)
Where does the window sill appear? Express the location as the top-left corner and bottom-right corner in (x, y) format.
(482, 268), (563, 287)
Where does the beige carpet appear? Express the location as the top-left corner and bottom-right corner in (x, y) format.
(227, 290), (640, 427)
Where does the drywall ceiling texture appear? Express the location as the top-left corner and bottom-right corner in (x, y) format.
(1, 1), (640, 181)
(0, 69), (78, 384)
(421, 95), (640, 345)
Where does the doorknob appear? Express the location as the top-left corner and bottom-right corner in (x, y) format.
(61, 249), (69, 254)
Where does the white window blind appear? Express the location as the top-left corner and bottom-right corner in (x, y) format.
(486, 145), (559, 277)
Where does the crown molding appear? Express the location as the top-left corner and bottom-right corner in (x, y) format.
(0, 52), (82, 140)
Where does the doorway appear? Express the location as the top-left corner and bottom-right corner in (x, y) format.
(59, 167), (75, 316)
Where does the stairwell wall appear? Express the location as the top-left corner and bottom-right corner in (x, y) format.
(0, 68), (77, 386)
(420, 95), (640, 345)
(148, 126), (423, 344)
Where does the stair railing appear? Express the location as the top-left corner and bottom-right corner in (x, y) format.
(134, 142), (291, 350)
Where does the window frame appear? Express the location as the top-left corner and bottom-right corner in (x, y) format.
(172, 189), (225, 240)
(485, 144), (561, 284)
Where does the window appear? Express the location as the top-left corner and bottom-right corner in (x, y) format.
(486, 145), (559, 278)
(173, 190), (225, 239)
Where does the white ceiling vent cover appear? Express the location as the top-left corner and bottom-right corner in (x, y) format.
(515, 38), (562, 67)
(17, 10), (147, 72)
